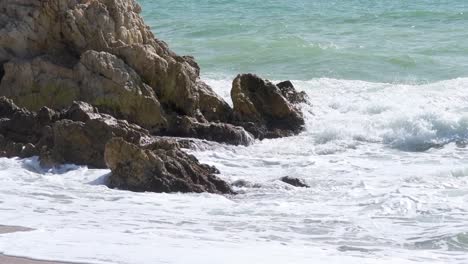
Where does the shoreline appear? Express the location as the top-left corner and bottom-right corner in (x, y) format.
(0, 225), (34, 234)
(0, 254), (87, 264)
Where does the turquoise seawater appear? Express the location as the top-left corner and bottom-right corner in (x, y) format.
(139, 0), (468, 83)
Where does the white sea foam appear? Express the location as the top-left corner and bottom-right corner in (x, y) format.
(1, 78), (468, 263)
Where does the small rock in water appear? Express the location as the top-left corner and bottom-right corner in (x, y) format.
(232, 179), (262, 188)
(276, 80), (309, 105)
(280, 176), (310, 188)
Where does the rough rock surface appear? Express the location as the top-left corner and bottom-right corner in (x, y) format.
(0, 97), (149, 168)
(0, 0), (307, 144)
(0, 0), (230, 134)
(0, 0), (310, 194)
(276, 80), (309, 105)
(105, 137), (233, 194)
(43, 113), (150, 168)
(0, 97), (57, 158)
(0, 97), (234, 193)
(166, 116), (253, 146)
(231, 74), (305, 139)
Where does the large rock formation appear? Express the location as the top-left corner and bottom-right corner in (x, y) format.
(0, 0), (231, 134)
(231, 74), (305, 139)
(0, 0), (307, 144)
(0, 97), (150, 168)
(105, 138), (233, 194)
(0, 97), (234, 193)
(0, 0), (310, 194)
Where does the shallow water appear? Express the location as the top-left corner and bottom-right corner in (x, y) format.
(1, 78), (468, 263)
(1, 1), (468, 263)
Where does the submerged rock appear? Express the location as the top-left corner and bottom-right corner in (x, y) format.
(231, 74), (305, 138)
(280, 176), (310, 188)
(105, 138), (233, 194)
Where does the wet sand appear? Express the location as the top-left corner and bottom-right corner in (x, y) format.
(0, 225), (34, 234)
(0, 254), (86, 264)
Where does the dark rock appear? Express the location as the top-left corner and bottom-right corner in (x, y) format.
(0, 97), (150, 167)
(232, 179), (262, 188)
(105, 138), (233, 194)
(63, 101), (101, 122)
(231, 74), (305, 139)
(276, 81), (309, 105)
(0, 97), (55, 144)
(0, 97), (19, 117)
(44, 114), (150, 168)
(280, 176), (310, 188)
(166, 116), (253, 146)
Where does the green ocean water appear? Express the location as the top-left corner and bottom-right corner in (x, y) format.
(139, 0), (468, 83)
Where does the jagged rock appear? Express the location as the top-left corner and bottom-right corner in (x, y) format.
(0, 0), (308, 146)
(105, 137), (233, 194)
(0, 0), (312, 195)
(0, 51), (167, 131)
(0, 0), (230, 131)
(167, 116), (253, 146)
(76, 50), (167, 130)
(44, 116), (149, 168)
(0, 55), (80, 111)
(0, 97), (56, 158)
(231, 74), (305, 139)
(276, 81), (309, 105)
(0, 98), (56, 145)
(280, 176), (310, 188)
(41, 101), (151, 168)
(62, 101), (101, 122)
(0, 97), (150, 167)
(232, 179), (262, 188)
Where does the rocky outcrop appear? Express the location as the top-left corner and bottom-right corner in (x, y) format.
(166, 116), (253, 146)
(105, 137), (233, 194)
(42, 113), (150, 168)
(0, 97), (234, 193)
(0, 52), (167, 131)
(0, 0), (308, 144)
(0, 97), (149, 168)
(0, 0), (230, 135)
(0, 0), (310, 195)
(0, 97), (56, 158)
(231, 74), (305, 139)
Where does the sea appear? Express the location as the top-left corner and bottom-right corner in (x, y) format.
(0, 1), (467, 263)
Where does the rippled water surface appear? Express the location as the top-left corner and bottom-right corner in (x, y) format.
(1, 1), (468, 263)
(140, 0), (468, 82)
